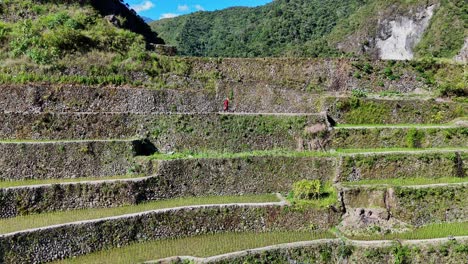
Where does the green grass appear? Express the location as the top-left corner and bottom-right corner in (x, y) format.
(148, 149), (338, 161)
(53, 231), (334, 264)
(0, 194), (279, 235)
(342, 177), (468, 187)
(351, 222), (468, 241)
(335, 147), (467, 154)
(148, 148), (467, 161)
(0, 138), (137, 144)
(0, 174), (145, 189)
(334, 123), (457, 128)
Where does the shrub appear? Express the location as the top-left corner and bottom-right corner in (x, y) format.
(0, 22), (10, 43)
(392, 244), (410, 264)
(351, 88), (367, 98)
(438, 83), (467, 97)
(292, 179), (322, 200)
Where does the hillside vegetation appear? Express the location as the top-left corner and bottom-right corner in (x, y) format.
(150, 0), (467, 59)
(0, 0), (465, 98)
(0, 0), (167, 85)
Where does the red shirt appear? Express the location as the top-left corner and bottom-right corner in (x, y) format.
(223, 99), (229, 111)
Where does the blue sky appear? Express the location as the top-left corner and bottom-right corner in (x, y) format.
(125, 0), (272, 20)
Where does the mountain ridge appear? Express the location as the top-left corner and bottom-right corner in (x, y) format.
(150, 0), (467, 61)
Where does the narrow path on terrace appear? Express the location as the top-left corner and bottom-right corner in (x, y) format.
(341, 181), (468, 189)
(0, 193), (285, 236)
(0, 138), (137, 144)
(334, 124), (461, 129)
(1, 111), (322, 116)
(338, 148), (468, 156)
(0, 175), (152, 189)
(145, 235), (468, 264)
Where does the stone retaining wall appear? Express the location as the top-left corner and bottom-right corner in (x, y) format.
(0, 141), (135, 180)
(0, 85), (217, 113)
(0, 156), (336, 218)
(150, 156), (337, 198)
(0, 205), (340, 263)
(0, 177), (154, 218)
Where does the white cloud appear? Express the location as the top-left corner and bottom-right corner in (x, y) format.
(177, 4), (190, 12)
(194, 4), (205, 11)
(160, 13), (180, 19)
(131, 1), (155, 12)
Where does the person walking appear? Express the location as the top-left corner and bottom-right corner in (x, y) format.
(223, 97), (230, 112)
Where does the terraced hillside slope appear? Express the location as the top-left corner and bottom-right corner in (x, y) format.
(0, 1), (467, 263)
(151, 0), (467, 60)
(0, 57), (467, 263)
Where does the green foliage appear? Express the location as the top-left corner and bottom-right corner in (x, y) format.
(351, 88), (368, 98)
(152, 0), (463, 59)
(406, 128), (425, 148)
(287, 181), (338, 209)
(292, 179), (322, 200)
(0, 0), (147, 65)
(343, 176), (468, 187)
(151, 0), (365, 57)
(415, 0), (467, 58)
(0, 21), (10, 43)
(392, 244), (411, 264)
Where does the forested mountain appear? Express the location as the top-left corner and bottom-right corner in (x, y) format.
(151, 0), (467, 59)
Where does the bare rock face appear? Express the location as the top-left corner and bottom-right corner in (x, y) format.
(376, 5), (436, 60)
(454, 38), (468, 63)
(104, 15), (121, 28)
(339, 207), (411, 237)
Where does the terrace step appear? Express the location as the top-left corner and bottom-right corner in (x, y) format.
(0, 175), (154, 218)
(0, 139), (140, 180)
(2, 148), (465, 219)
(0, 195), (340, 264)
(144, 235), (468, 264)
(1, 144), (465, 182)
(0, 111), (465, 155)
(1, 85), (465, 125)
(0, 112), (328, 153)
(0, 194), (285, 236)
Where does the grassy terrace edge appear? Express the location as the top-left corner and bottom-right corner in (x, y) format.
(342, 177), (468, 187)
(147, 148), (468, 160)
(0, 174), (146, 189)
(0, 194), (280, 235)
(349, 221), (468, 241)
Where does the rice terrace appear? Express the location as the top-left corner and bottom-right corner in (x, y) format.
(0, 0), (467, 263)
